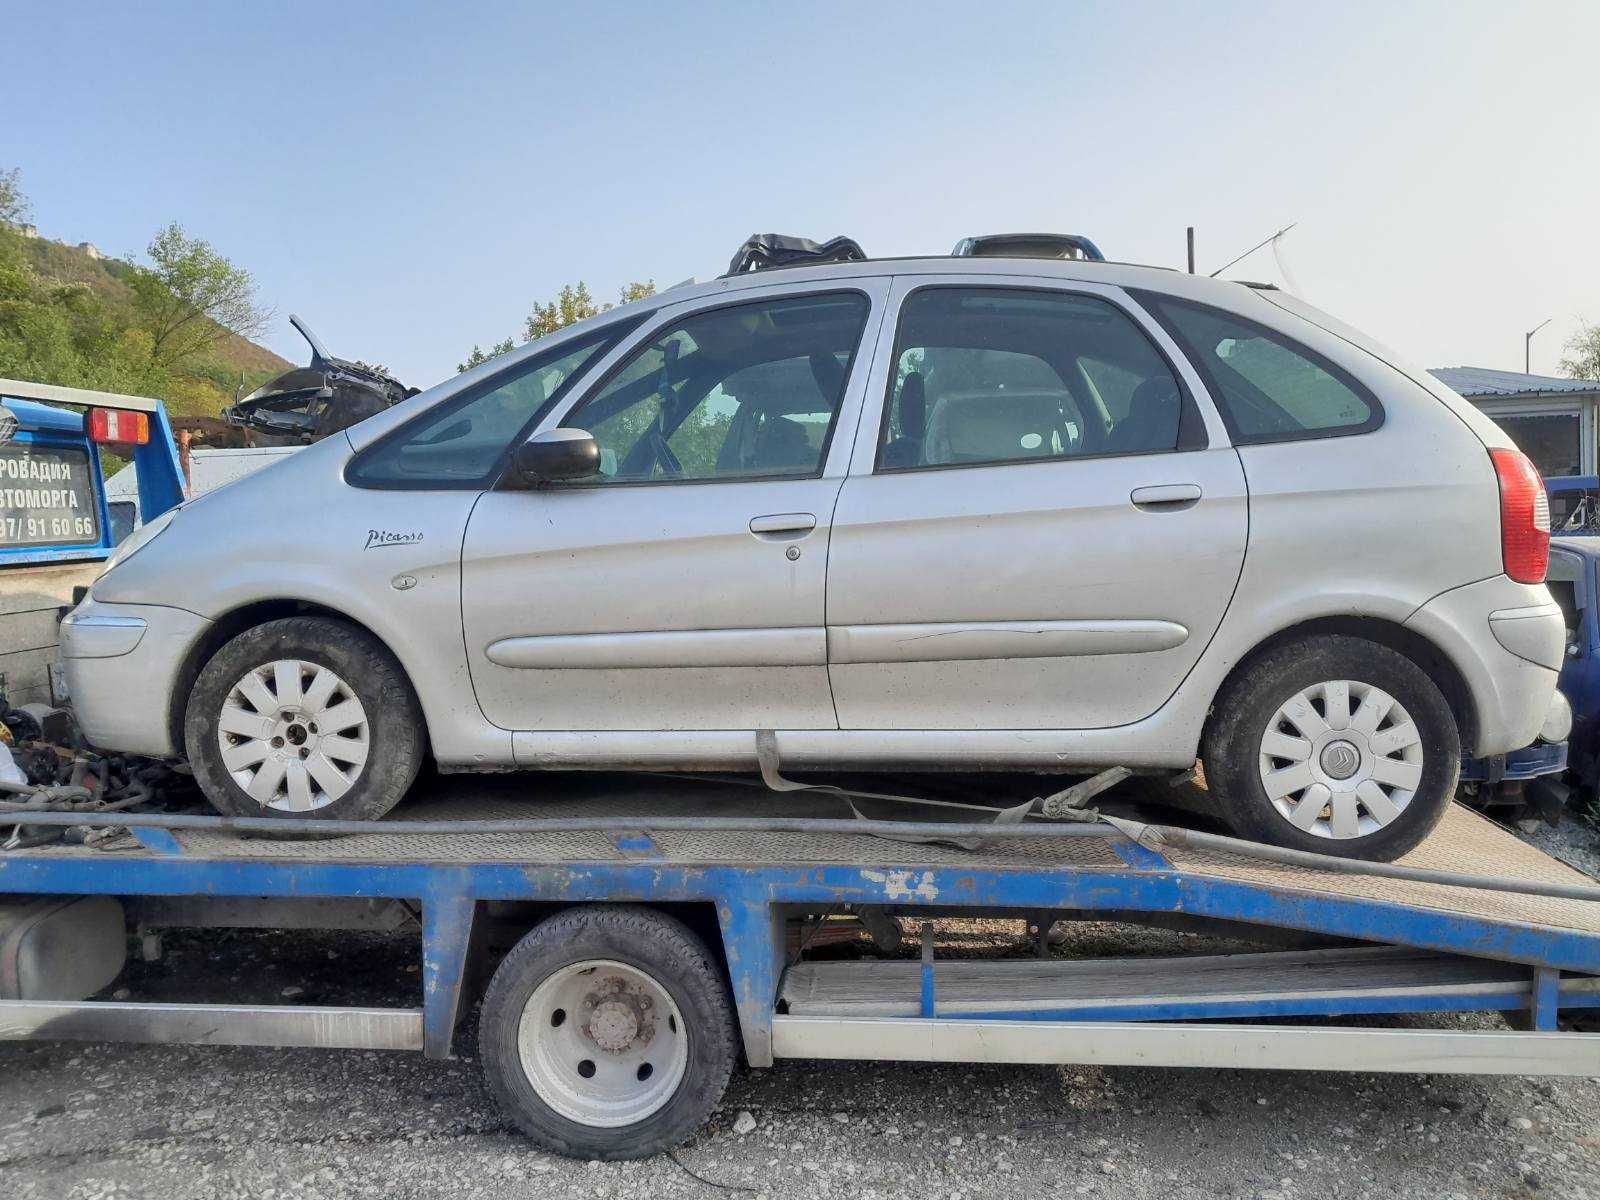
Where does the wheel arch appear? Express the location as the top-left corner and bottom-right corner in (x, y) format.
(1202, 614), (1478, 754)
(168, 598), (429, 759)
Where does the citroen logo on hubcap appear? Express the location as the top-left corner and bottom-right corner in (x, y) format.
(1320, 740), (1361, 780)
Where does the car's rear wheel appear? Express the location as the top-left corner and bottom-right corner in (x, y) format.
(479, 906), (738, 1160)
(1202, 635), (1459, 861)
(185, 616), (424, 823)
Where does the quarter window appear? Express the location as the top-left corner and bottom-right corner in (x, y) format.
(348, 322), (637, 488)
(879, 288), (1187, 471)
(1135, 292), (1379, 443)
(561, 292), (870, 483)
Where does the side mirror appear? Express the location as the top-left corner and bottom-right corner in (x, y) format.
(515, 428), (601, 483)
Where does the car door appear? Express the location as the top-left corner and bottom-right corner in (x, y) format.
(826, 274), (1247, 730)
(461, 279), (888, 738)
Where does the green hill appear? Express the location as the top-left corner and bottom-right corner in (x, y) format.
(0, 226), (291, 421)
(20, 235), (291, 378)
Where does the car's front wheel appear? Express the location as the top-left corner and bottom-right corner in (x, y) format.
(1202, 634), (1460, 861)
(185, 616), (425, 823)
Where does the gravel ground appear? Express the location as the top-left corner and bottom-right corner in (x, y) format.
(4, 806), (1600, 1200)
(1520, 811), (1600, 881)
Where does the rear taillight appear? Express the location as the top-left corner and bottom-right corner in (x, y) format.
(84, 407), (150, 446)
(1490, 447), (1549, 584)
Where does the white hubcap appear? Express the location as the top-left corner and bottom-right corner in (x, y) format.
(517, 960), (688, 1128)
(217, 659), (370, 812)
(1257, 679), (1424, 840)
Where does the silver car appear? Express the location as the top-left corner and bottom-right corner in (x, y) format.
(60, 255), (1567, 860)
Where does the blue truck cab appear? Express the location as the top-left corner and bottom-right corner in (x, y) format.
(0, 378), (185, 705)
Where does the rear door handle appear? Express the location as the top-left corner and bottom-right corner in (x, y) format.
(1131, 484), (1202, 511)
(749, 512), (817, 537)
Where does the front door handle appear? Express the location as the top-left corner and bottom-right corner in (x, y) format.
(749, 512), (817, 538)
(1131, 484), (1202, 511)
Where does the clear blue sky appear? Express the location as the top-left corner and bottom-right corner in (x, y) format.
(6, 0), (1598, 387)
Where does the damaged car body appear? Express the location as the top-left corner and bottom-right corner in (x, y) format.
(224, 315), (416, 446)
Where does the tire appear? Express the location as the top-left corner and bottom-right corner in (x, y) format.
(479, 906), (738, 1160)
(185, 616), (425, 823)
(1201, 635), (1460, 862)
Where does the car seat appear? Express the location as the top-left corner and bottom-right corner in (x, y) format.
(1105, 377), (1180, 453)
(880, 372), (927, 468)
(922, 389), (1071, 464)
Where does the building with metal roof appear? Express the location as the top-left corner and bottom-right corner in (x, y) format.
(1430, 367), (1600, 479)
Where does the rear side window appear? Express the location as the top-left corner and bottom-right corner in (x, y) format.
(879, 287), (1193, 471)
(348, 320), (641, 489)
(1135, 292), (1380, 443)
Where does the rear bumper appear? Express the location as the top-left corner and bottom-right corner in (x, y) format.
(59, 599), (210, 757)
(1405, 575), (1563, 757)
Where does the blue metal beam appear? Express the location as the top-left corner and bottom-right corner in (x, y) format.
(421, 889), (477, 1059)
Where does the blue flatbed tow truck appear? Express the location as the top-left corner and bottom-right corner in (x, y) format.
(0, 773), (1597, 1160)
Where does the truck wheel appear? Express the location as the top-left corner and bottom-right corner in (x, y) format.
(185, 616), (424, 823)
(1202, 635), (1459, 862)
(479, 906), (738, 1161)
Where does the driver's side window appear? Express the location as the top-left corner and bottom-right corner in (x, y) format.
(561, 291), (871, 484)
(347, 321), (638, 489)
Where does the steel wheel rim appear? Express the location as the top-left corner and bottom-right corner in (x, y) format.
(517, 959), (688, 1128)
(1257, 678), (1424, 840)
(216, 659), (370, 813)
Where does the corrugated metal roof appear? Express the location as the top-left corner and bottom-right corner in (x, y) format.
(1429, 366), (1600, 398)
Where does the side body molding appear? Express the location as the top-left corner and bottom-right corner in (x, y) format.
(485, 628), (827, 670)
(827, 620), (1189, 665)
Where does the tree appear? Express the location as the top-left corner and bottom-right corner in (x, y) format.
(525, 279), (655, 340)
(525, 281), (599, 340)
(0, 167), (29, 227)
(128, 222), (269, 368)
(459, 279), (656, 375)
(1561, 322), (1600, 382)
(458, 337), (515, 374)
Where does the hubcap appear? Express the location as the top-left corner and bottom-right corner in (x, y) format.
(1319, 740), (1361, 780)
(1257, 679), (1424, 840)
(517, 960), (687, 1128)
(216, 659), (370, 812)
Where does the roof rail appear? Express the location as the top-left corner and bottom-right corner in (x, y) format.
(724, 234), (868, 277)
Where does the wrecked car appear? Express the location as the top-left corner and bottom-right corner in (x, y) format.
(223, 315), (415, 446)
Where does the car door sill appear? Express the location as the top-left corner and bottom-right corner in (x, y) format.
(826, 620), (1189, 664)
(509, 727), (1193, 770)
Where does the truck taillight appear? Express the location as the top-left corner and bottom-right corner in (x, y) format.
(1491, 447), (1549, 584)
(85, 408), (150, 446)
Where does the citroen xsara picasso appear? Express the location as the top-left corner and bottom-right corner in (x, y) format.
(60, 251), (1566, 860)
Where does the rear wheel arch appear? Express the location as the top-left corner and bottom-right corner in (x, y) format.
(1202, 614), (1477, 755)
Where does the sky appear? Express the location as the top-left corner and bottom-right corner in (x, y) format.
(4, 0), (1598, 389)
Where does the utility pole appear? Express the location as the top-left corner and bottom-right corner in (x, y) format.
(1186, 227), (1195, 274)
(1525, 318), (1552, 374)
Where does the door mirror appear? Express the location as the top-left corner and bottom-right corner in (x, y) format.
(514, 428), (601, 483)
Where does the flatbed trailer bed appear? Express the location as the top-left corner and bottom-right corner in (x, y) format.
(2, 776), (1598, 1158)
